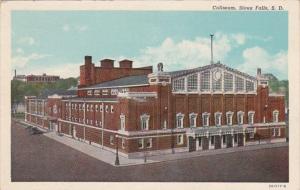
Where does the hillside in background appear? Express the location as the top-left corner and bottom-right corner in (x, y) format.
(11, 77), (78, 105)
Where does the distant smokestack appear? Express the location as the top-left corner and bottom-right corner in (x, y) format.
(14, 69), (16, 77)
(257, 68), (261, 76)
(210, 34), (214, 64)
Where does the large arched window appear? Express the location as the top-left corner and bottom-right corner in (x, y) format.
(140, 114), (150, 130)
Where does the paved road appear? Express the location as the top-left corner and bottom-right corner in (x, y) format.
(11, 120), (288, 182)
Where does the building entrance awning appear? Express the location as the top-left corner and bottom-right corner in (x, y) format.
(186, 126), (255, 137)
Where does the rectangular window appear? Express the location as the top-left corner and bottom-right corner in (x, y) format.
(138, 139), (144, 149)
(94, 90), (100, 96)
(224, 72), (233, 92)
(222, 135), (226, 144)
(87, 90), (92, 96)
(176, 114), (184, 128)
(100, 105), (103, 112)
(215, 113), (222, 126)
(141, 116), (149, 130)
(189, 114), (197, 127)
(177, 135), (184, 145)
(146, 138), (152, 148)
(187, 74), (198, 91)
(120, 115), (125, 130)
(111, 89), (118, 95)
(210, 136), (215, 145)
(246, 80), (255, 92)
(200, 71), (210, 91)
(235, 76), (245, 92)
(102, 89), (108, 96)
(173, 78), (185, 91)
(234, 134), (238, 143)
(226, 112), (233, 125)
(237, 112), (244, 125)
(248, 112), (255, 125)
(95, 105), (99, 112)
(273, 111), (279, 123)
(163, 120), (167, 129)
(272, 128), (276, 137)
(105, 105), (109, 112)
(202, 114), (210, 127)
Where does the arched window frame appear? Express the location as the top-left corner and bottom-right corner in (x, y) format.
(140, 113), (150, 130)
(202, 112), (210, 127)
(226, 111), (234, 126)
(237, 111), (244, 125)
(214, 112), (222, 126)
(189, 113), (198, 128)
(248, 111), (255, 125)
(273, 110), (279, 123)
(176, 113), (185, 128)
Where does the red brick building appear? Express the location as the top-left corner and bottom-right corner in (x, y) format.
(24, 56), (286, 158)
(25, 73), (60, 83)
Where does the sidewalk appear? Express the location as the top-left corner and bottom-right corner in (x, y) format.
(44, 131), (288, 167)
(15, 119), (288, 167)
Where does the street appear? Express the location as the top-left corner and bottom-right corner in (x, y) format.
(11, 120), (288, 182)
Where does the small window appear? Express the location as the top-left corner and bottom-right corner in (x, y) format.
(111, 89), (118, 95)
(248, 111), (255, 125)
(214, 112), (222, 126)
(120, 114), (125, 130)
(105, 105), (109, 112)
(102, 89), (108, 96)
(95, 105), (99, 112)
(146, 138), (152, 148)
(100, 105), (103, 112)
(90, 105), (94, 111)
(163, 120), (167, 129)
(138, 139), (144, 149)
(177, 134), (184, 145)
(202, 113), (210, 127)
(87, 90), (92, 96)
(189, 113), (197, 128)
(140, 114), (150, 130)
(86, 104), (89, 112)
(94, 90), (100, 96)
(273, 110), (279, 123)
(110, 135), (114, 145)
(176, 113), (184, 128)
(237, 111), (244, 125)
(226, 111), (233, 126)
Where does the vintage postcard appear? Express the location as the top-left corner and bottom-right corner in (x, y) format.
(0, 1), (299, 190)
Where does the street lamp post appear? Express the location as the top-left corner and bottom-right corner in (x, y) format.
(115, 134), (120, 166)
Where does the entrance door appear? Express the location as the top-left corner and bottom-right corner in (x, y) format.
(188, 137), (196, 152)
(197, 137), (202, 150)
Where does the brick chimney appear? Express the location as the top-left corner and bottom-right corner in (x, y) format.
(119, 59), (133, 68)
(85, 56), (92, 65)
(100, 59), (114, 68)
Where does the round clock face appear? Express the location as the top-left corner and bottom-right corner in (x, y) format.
(214, 70), (221, 80)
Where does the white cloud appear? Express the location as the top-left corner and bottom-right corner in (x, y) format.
(62, 24), (70, 32)
(18, 37), (35, 46)
(237, 46), (287, 79)
(62, 24), (88, 32)
(12, 53), (51, 68)
(134, 33), (242, 71)
(16, 48), (24, 54)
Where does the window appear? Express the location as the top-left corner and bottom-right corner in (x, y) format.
(87, 90), (92, 96)
(102, 89), (108, 96)
(177, 134), (184, 145)
(187, 74), (198, 91)
(173, 78), (185, 91)
(79, 104), (82, 110)
(146, 138), (152, 148)
(110, 135), (114, 145)
(86, 104), (89, 112)
(111, 89), (118, 95)
(202, 113), (210, 127)
(94, 90), (100, 96)
(140, 114), (150, 130)
(90, 105), (93, 111)
(90, 120), (93, 125)
(138, 139), (144, 149)
(111, 105), (114, 113)
(226, 111), (233, 125)
(222, 135), (226, 144)
(246, 80), (255, 92)
(250, 132), (254, 139)
(248, 111), (255, 125)
(120, 114), (125, 130)
(163, 120), (167, 129)
(234, 134), (238, 143)
(86, 119), (89, 124)
(79, 118), (82, 123)
(235, 76), (245, 92)
(74, 104), (77, 110)
(121, 138), (125, 149)
(214, 112), (222, 126)
(237, 111), (244, 125)
(189, 113), (197, 127)
(200, 71), (210, 91)
(176, 113), (184, 128)
(224, 72), (233, 92)
(273, 110), (279, 123)
(95, 105), (99, 112)
(100, 105), (103, 112)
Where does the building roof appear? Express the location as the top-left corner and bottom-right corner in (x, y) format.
(79, 74), (149, 90)
(168, 62), (257, 80)
(61, 97), (118, 102)
(39, 89), (77, 99)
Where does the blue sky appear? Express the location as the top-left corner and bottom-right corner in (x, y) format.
(12, 11), (288, 79)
